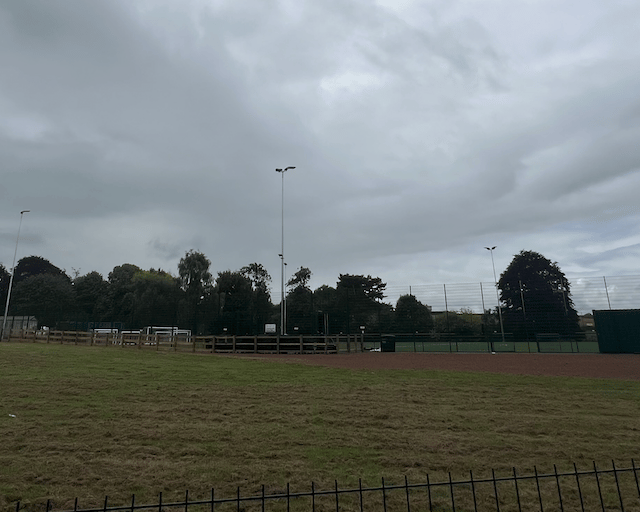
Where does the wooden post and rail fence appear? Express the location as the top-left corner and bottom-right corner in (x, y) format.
(2, 329), (602, 353)
(1, 329), (365, 354)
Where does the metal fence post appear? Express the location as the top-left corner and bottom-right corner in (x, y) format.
(470, 470), (478, 512)
(492, 468), (500, 512)
(612, 460), (625, 512)
(573, 463), (585, 512)
(604, 276), (612, 309)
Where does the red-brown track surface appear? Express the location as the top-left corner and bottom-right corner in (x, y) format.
(229, 353), (640, 381)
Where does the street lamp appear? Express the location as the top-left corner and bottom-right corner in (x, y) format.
(485, 246), (506, 349)
(276, 166), (295, 335)
(2, 210), (30, 341)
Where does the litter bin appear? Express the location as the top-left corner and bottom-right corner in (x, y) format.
(381, 335), (396, 352)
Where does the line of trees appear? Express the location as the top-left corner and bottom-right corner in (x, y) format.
(0, 249), (580, 337)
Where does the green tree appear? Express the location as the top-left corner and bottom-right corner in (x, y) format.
(393, 295), (433, 333)
(313, 285), (336, 312)
(13, 256), (66, 285)
(73, 271), (108, 322)
(287, 266), (312, 290)
(214, 270), (253, 334)
(313, 285), (337, 334)
(132, 269), (181, 329)
(240, 263), (272, 333)
(0, 264), (10, 310)
(241, 263), (271, 291)
(285, 267), (314, 333)
(481, 308), (500, 336)
(104, 263), (141, 325)
(498, 250), (579, 338)
(336, 274), (388, 333)
(434, 308), (481, 335)
(11, 274), (75, 328)
(178, 250), (213, 333)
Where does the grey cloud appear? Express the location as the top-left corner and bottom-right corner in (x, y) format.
(148, 238), (185, 263)
(2, 0), (639, 294)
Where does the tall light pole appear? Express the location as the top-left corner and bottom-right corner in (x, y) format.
(283, 261), (288, 335)
(276, 166), (295, 335)
(2, 210), (30, 341)
(485, 246), (506, 348)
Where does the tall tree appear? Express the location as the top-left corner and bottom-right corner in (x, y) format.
(132, 269), (181, 329)
(241, 263), (272, 333)
(241, 263), (271, 292)
(73, 271), (108, 322)
(285, 267), (313, 334)
(313, 285), (337, 334)
(0, 264), (10, 311)
(498, 250), (579, 338)
(287, 267), (312, 290)
(336, 274), (387, 333)
(104, 263), (141, 325)
(214, 270), (253, 334)
(178, 250), (213, 334)
(393, 295), (433, 333)
(13, 256), (66, 285)
(11, 274), (75, 328)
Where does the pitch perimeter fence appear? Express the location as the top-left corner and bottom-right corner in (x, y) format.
(18, 460), (640, 512)
(385, 276), (640, 315)
(4, 329), (600, 353)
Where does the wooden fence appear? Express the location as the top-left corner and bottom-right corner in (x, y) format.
(3, 329), (365, 354)
(3, 329), (601, 354)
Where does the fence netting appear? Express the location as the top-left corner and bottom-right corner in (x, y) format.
(386, 275), (640, 315)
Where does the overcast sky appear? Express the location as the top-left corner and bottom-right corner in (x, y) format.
(2, 0), (640, 309)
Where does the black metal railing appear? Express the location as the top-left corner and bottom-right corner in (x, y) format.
(17, 460), (640, 512)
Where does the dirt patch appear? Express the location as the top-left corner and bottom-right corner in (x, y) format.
(229, 353), (640, 380)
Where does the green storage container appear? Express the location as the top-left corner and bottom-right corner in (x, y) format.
(381, 335), (396, 352)
(594, 309), (640, 353)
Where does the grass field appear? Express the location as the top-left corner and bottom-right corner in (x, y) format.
(1, 343), (639, 512)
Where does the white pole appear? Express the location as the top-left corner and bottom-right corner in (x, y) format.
(276, 167), (295, 335)
(485, 246), (506, 348)
(2, 210), (30, 340)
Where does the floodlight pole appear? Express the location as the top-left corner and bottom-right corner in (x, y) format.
(485, 246), (506, 349)
(276, 166), (295, 336)
(284, 261), (288, 335)
(2, 210), (30, 341)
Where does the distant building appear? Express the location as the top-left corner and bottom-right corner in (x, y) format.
(1, 316), (38, 331)
(578, 314), (595, 331)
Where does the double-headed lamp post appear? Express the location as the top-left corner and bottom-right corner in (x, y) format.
(485, 246), (506, 348)
(2, 210), (30, 341)
(276, 166), (295, 335)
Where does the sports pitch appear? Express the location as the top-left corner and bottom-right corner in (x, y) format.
(1, 343), (638, 511)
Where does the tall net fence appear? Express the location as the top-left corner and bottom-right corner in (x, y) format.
(385, 275), (640, 314)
